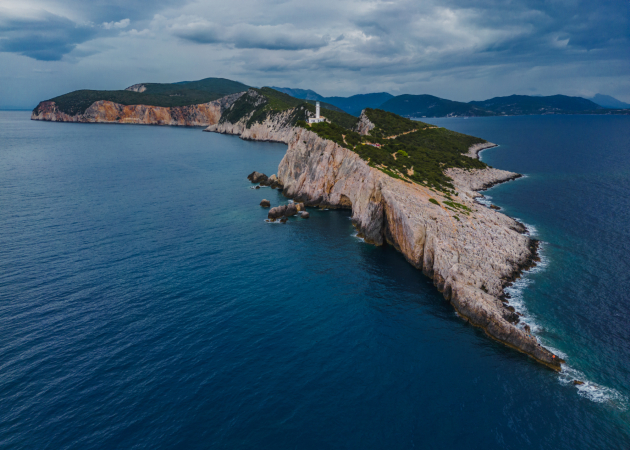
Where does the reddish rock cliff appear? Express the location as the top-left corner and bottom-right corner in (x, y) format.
(31, 92), (244, 127)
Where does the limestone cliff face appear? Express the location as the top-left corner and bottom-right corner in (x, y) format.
(354, 111), (375, 135)
(205, 113), (562, 370)
(125, 84), (147, 93)
(205, 108), (297, 143)
(31, 92), (244, 126)
(205, 89), (303, 143)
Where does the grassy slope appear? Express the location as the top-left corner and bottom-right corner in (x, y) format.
(46, 78), (250, 116)
(220, 87), (359, 130)
(301, 108), (488, 190)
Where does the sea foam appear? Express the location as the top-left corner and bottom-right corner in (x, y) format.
(505, 221), (627, 410)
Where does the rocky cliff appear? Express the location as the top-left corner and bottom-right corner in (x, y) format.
(204, 111), (563, 370)
(31, 92), (244, 126)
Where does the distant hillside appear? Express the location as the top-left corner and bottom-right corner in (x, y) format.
(47, 77), (250, 116)
(270, 87), (325, 101)
(271, 88), (394, 116)
(379, 94), (495, 118)
(469, 95), (603, 115)
(303, 99), (345, 113)
(589, 94), (630, 109)
(323, 93), (394, 116)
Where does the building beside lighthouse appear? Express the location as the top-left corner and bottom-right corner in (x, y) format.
(308, 102), (326, 124)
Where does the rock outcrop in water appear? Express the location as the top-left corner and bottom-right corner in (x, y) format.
(206, 110), (563, 371)
(31, 92), (244, 126)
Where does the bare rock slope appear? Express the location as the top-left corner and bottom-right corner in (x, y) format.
(205, 109), (562, 370)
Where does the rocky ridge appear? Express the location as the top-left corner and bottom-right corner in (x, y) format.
(31, 92), (244, 126)
(465, 142), (499, 159)
(205, 108), (563, 370)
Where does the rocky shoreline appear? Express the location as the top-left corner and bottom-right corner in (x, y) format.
(207, 112), (562, 371)
(465, 142), (499, 159)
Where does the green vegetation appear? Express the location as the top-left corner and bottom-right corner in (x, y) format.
(429, 198), (440, 206)
(444, 200), (472, 215)
(294, 108), (489, 191)
(304, 122), (363, 149)
(363, 108), (420, 137)
(220, 87), (359, 130)
(46, 78), (250, 116)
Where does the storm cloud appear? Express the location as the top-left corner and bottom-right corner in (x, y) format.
(0, 0), (628, 108)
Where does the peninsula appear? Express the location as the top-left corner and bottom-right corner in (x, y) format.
(31, 81), (563, 370)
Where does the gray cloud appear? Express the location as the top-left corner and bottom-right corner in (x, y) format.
(171, 19), (330, 50)
(0, 9), (98, 61)
(0, 0), (629, 107)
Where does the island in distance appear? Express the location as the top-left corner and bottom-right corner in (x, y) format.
(33, 77), (581, 371)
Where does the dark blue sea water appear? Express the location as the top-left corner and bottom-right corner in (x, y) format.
(1, 111), (629, 449)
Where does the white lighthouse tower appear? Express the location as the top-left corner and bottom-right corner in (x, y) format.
(308, 101), (325, 124)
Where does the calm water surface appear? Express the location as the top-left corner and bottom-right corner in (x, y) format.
(1, 112), (629, 449)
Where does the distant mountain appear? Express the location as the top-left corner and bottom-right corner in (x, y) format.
(45, 77), (250, 116)
(273, 88), (394, 116)
(303, 99), (345, 113)
(322, 93), (394, 116)
(270, 87), (325, 101)
(469, 95), (603, 115)
(589, 94), (630, 109)
(379, 94), (495, 118)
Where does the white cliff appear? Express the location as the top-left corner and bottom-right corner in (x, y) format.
(204, 108), (562, 370)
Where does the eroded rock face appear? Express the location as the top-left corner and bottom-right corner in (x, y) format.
(205, 90), (304, 143)
(31, 92), (244, 126)
(247, 171), (268, 184)
(205, 108), (563, 371)
(354, 111), (375, 135)
(125, 84), (147, 93)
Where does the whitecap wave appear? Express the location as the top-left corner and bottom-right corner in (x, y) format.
(351, 231), (365, 243)
(475, 194), (493, 208)
(503, 233), (627, 410)
(557, 364), (628, 410)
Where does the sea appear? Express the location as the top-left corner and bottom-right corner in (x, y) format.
(1, 111), (629, 449)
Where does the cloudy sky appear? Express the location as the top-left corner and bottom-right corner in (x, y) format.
(1, 0), (628, 109)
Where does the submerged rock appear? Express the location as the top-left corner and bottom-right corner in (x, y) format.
(279, 217), (288, 223)
(573, 380), (585, 385)
(260, 199), (270, 208)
